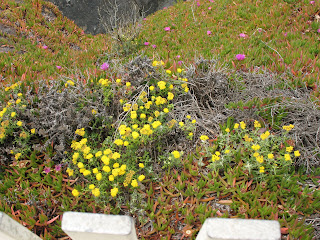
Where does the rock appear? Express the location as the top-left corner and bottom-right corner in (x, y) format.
(45, 0), (178, 35)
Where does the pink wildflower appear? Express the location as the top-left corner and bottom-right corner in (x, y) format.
(207, 30), (212, 35)
(317, 29), (320, 33)
(178, 61), (182, 65)
(144, 42), (149, 46)
(197, 1), (200, 6)
(42, 45), (48, 49)
(55, 164), (62, 172)
(100, 62), (109, 71)
(56, 65), (61, 69)
(283, 32), (288, 37)
(236, 54), (246, 61)
(176, 55), (181, 59)
(152, 44), (157, 48)
(164, 27), (171, 31)
(208, 7), (212, 10)
(44, 167), (51, 174)
(239, 33), (247, 38)
(310, 1), (315, 4)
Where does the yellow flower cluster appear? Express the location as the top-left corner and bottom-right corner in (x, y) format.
(98, 78), (110, 87)
(152, 60), (165, 67)
(200, 135), (209, 141)
(260, 131), (270, 140)
(4, 82), (21, 92)
(212, 151), (220, 162)
(123, 170), (135, 187)
(282, 124), (294, 131)
(65, 80), (75, 87)
(75, 128), (85, 136)
(172, 151), (180, 159)
(140, 124), (153, 135)
(254, 120), (261, 128)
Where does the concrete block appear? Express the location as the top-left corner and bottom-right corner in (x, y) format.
(62, 212), (138, 240)
(0, 212), (42, 240)
(195, 218), (281, 240)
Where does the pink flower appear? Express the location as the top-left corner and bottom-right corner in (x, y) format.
(55, 164), (62, 172)
(178, 61), (182, 65)
(144, 42), (149, 46)
(258, 28), (262, 32)
(208, 7), (212, 10)
(44, 167), (51, 174)
(209, 0), (214, 2)
(56, 65), (62, 69)
(152, 44), (157, 48)
(239, 33), (247, 38)
(100, 62), (109, 71)
(236, 54), (246, 61)
(176, 55), (181, 59)
(283, 32), (288, 37)
(143, 18), (147, 20)
(163, 7), (167, 9)
(42, 45), (48, 49)
(164, 27), (171, 31)
(138, 24), (142, 27)
(207, 30), (212, 35)
(197, 1), (200, 6)
(310, 1), (315, 4)
(317, 29), (320, 33)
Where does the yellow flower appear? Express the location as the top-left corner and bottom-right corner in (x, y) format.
(184, 87), (189, 92)
(138, 175), (145, 181)
(253, 152), (259, 157)
(104, 149), (112, 155)
(225, 128), (230, 133)
(96, 173), (102, 181)
(254, 120), (261, 128)
(130, 111), (137, 119)
(126, 82), (131, 87)
(109, 175), (115, 181)
(259, 166), (265, 173)
(215, 151), (220, 156)
(75, 128), (85, 136)
(11, 112), (16, 117)
(93, 168), (99, 174)
(240, 121), (246, 129)
(77, 162), (84, 169)
(85, 153), (93, 159)
(92, 188), (100, 197)
(15, 153), (21, 160)
(72, 189), (80, 197)
(17, 93), (22, 97)
(152, 121), (161, 129)
(114, 139), (124, 146)
(186, 115), (191, 119)
(30, 128), (36, 134)
(225, 149), (230, 154)
(189, 132), (193, 136)
(112, 152), (121, 159)
(139, 163), (144, 168)
(284, 154), (291, 161)
(132, 131), (139, 139)
(256, 155), (264, 163)
(212, 154), (220, 161)
(140, 113), (146, 119)
(16, 99), (21, 104)
(251, 144), (260, 151)
(169, 84), (173, 89)
(282, 124), (294, 131)
(83, 170), (91, 176)
(268, 153), (274, 159)
(157, 81), (166, 90)
(131, 179), (138, 187)
(234, 123), (239, 129)
(150, 86), (155, 91)
(124, 141), (129, 146)
(177, 68), (182, 73)
(244, 134), (253, 142)
(163, 108), (169, 113)
(116, 79), (121, 83)
(260, 131), (270, 140)
(179, 121), (184, 127)
(166, 70), (172, 75)
(172, 151), (180, 159)
(110, 187), (118, 197)
(200, 135), (209, 141)
(89, 184), (95, 190)
(167, 92), (174, 100)
(294, 150), (300, 157)
(95, 151), (102, 157)
(103, 165), (110, 172)
(286, 146), (293, 153)
(92, 109), (97, 115)
(17, 121), (23, 126)
(66, 168), (74, 176)
(191, 119), (196, 124)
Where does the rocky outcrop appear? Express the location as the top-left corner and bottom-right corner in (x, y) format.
(46, 0), (178, 35)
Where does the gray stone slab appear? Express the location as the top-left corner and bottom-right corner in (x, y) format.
(62, 212), (138, 240)
(0, 212), (42, 240)
(195, 218), (281, 240)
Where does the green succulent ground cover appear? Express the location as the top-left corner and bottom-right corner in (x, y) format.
(0, 0), (320, 239)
